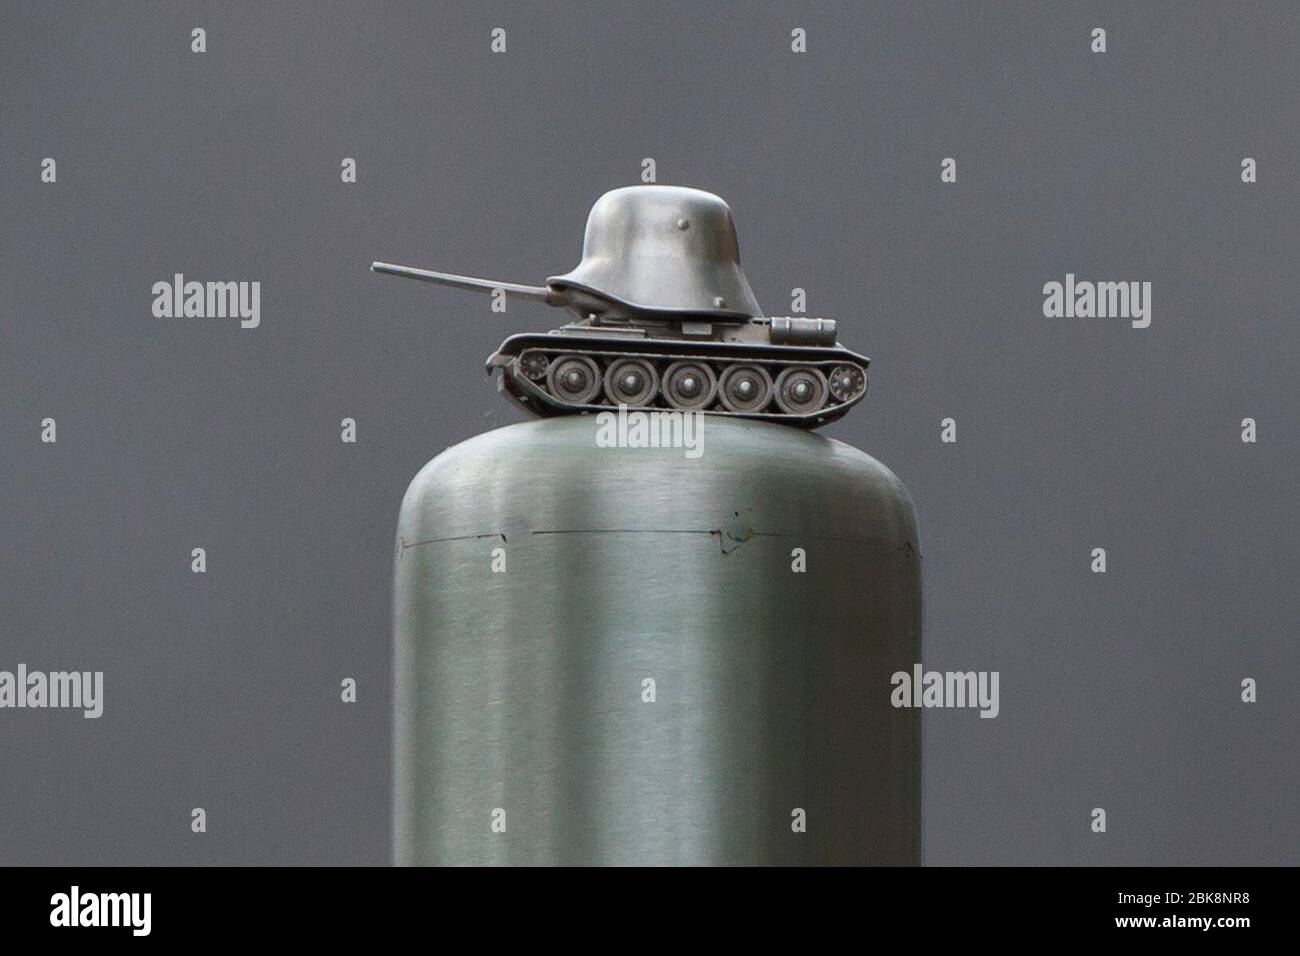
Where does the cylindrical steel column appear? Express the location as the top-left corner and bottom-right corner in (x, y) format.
(393, 415), (920, 865)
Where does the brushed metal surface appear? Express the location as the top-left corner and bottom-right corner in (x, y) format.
(393, 416), (921, 865)
(548, 185), (762, 318)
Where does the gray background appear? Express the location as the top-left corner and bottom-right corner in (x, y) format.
(2, 1), (1296, 865)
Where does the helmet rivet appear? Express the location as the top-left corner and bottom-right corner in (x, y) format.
(713, 296), (725, 308)
(676, 218), (690, 230)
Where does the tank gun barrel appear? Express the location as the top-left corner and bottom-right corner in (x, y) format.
(371, 261), (556, 304)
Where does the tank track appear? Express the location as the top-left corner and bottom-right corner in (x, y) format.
(486, 332), (870, 428)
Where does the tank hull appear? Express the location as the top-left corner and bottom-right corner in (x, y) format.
(488, 332), (870, 426)
(393, 416), (921, 865)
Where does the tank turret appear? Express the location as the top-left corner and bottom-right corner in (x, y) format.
(372, 185), (869, 427)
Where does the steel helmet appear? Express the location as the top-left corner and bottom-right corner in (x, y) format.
(547, 185), (763, 318)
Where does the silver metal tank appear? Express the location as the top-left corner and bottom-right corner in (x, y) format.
(393, 415), (921, 865)
(371, 185), (872, 428)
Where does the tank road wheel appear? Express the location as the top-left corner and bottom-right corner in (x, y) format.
(773, 366), (828, 415)
(546, 354), (602, 405)
(603, 358), (659, 407)
(827, 364), (866, 403)
(517, 350), (550, 381)
(717, 363), (774, 413)
(661, 360), (718, 410)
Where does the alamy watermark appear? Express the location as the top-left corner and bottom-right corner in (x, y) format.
(152, 273), (260, 328)
(1042, 273), (1151, 328)
(50, 886), (150, 936)
(0, 664), (103, 718)
(595, 404), (704, 459)
(891, 664), (999, 718)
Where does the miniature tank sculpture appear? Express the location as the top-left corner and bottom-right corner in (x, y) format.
(373, 185), (869, 427)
